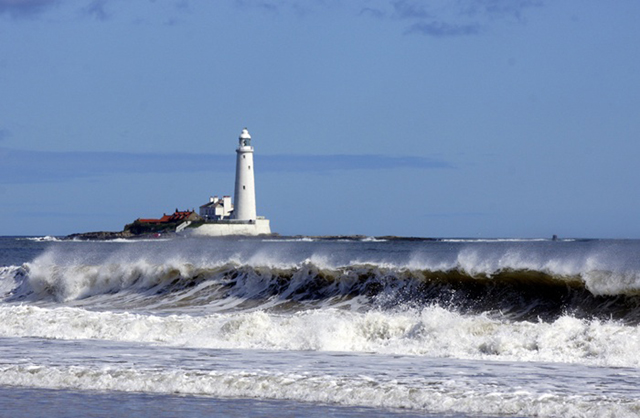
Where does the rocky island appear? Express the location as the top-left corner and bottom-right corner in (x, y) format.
(66, 209), (203, 240)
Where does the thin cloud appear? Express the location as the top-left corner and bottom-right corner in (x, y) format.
(0, 0), (57, 18)
(459, 0), (543, 21)
(0, 148), (452, 184)
(0, 0), (542, 33)
(0, 0), (191, 21)
(0, 148), (230, 184)
(83, 0), (109, 21)
(360, 0), (543, 37)
(392, 0), (431, 20)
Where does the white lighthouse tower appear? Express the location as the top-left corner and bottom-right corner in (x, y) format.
(233, 128), (257, 221)
(193, 127), (271, 236)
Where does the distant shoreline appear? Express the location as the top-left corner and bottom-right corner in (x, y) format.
(63, 231), (438, 242)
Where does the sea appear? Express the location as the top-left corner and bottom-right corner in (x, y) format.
(1, 235), (640, 417)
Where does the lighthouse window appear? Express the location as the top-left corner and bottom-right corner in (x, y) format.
(243, 186), (246, 190)
(243, 155), (246, 159)
(248, 165), (251, 170)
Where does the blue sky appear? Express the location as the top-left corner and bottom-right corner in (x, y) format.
(1, 0), (639, 238)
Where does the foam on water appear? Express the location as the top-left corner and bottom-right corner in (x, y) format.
(0, 354), (638, 418)
(23, 236), (62, 242)
(1, 304), (639, 368)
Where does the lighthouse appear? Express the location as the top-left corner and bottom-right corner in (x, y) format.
(233, 128), (257, 221)
(194, 127), (271, 236)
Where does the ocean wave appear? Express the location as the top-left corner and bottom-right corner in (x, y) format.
(260, 238), (317, 243)
(2, 305), (640, 369)
(21, 236), (62, 242)
(6, 239), (640, 322)
(5, 255), (640, 322)
(0, 360), (636, 418)
(0, 265), (26, 297)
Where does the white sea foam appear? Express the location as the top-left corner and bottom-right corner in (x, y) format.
(0, 359), (636, 418)
(23, 236), (62, 242)
(261, 237), (317, 242)
(24, 256), (199, 302)
(360, 237), (387, 242)
(108, 238), (173, 243)
(1, 305), (639, 368)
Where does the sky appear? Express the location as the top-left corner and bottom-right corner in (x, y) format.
(1, 0), (639, 238)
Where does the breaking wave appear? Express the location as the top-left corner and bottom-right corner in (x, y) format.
(2, 303), (640, 368)
(5, 250), (640, 323)
(22, 236), (62, 242)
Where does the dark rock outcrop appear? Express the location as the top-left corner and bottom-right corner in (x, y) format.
(65, 230), (137, 241)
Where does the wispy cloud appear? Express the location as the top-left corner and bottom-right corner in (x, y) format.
(392, 0), (431, 20)
(229, 0), (544, 38)
(0, 0), (57, 18)
(0, 0), (192, 21)
(0, 148), (452, 184)
(83, 0), (109, 21)
(0, 148), (229, 184)
(361, 0), (543, 37)
(233, 0), (326, 18)
(458, 0), (543, 21)
(0, 0), (542, 35)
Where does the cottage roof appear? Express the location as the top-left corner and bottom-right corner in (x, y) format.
(138, 210), (195, 224)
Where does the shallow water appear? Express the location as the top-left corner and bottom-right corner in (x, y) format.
(0, 387), (453, 418)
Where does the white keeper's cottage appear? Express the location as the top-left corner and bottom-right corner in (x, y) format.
(199, 196), (233, 221)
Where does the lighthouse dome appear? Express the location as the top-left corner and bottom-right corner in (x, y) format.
(239, 128), (251, 140)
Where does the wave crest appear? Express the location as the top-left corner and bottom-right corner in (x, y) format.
(2, 305), (640, 368)
(7, 254), (640, 322)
